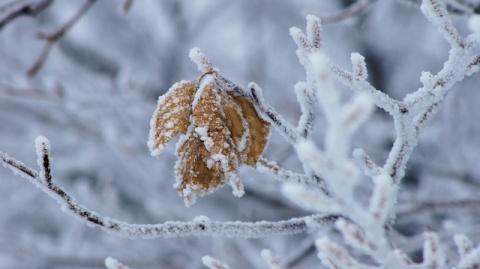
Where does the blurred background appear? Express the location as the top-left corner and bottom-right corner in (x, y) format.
(1, 0), (480, 268)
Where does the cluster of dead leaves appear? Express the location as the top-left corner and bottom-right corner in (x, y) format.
(148, 72), (270, 205)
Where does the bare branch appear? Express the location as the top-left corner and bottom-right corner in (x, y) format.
(320, 0), (377, 23)
(27, 0), (97, 77)
(0, 0), (53, 29)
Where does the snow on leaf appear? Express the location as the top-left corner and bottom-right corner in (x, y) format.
(175, 126), (225, 206)
(148, 80), (196, 157)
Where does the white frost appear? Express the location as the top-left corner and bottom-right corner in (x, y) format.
(195, 127), (214, 150)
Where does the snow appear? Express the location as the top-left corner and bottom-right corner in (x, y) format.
(195, 126), (214, 150)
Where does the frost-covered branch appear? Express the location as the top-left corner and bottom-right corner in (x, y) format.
(256, 158), (327, 191)
(27, 0), (97, 77)
(0, 136), (338, 238)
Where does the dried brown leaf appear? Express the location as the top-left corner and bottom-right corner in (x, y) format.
(221, 93), (250, 163)
(192, 80), (239, 181)
(175, 128), (224, 204)
(148, 80), (196, 156)
(230, 93), (270, 166)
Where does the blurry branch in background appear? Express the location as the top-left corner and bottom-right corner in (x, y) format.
(397, 198), (480, 218)
(119, 0), (133, 16)
(26, 0), (97, 77)
(320, 0), (377, 23)
(0, 0), (53, 29)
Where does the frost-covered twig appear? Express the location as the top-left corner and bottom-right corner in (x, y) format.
(27, 0), (97, 77)
(0, 136), (338, 238)
(0, 0), (53, 29)
(257, 158), (327, 192)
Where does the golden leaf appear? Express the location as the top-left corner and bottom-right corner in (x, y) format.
(191, 79), (240, 186)
(226, 92), (271, 167)
(175, 127), (224, 204)
(148, 80), (196, 156)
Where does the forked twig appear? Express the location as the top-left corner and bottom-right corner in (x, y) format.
(27, 0), (97, 77)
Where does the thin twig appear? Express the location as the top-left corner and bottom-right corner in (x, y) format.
(320, 0), (377, 23)
(0, 0), (53, 29)
(397, 199), (480, 218)
(26, 0), (97, 77)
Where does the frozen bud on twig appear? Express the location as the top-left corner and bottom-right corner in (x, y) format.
(306, 14), (322, 49)
(351, 53), (368, 80)
(35, 136), (52, 185)
(190, 47), (216, 73)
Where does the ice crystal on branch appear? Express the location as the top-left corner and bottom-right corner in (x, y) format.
(149, 70), (270, 205)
